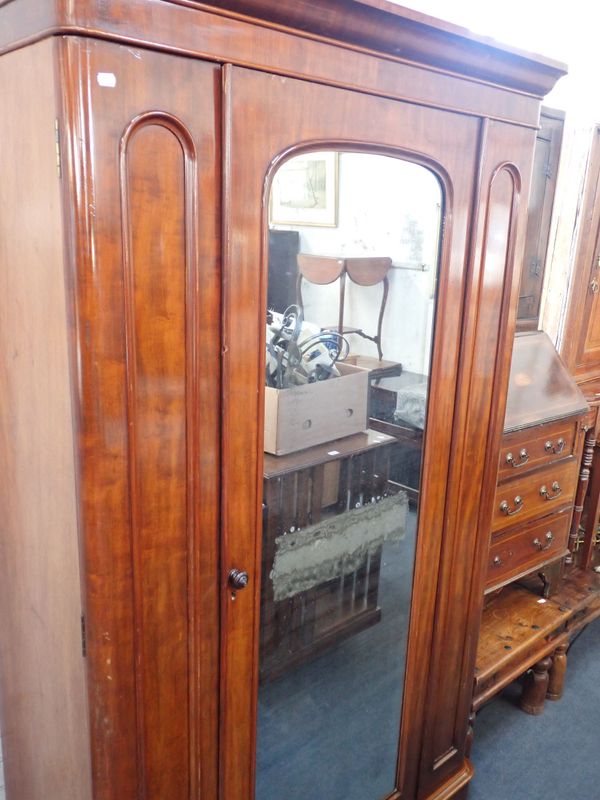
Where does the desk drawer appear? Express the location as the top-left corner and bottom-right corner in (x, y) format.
(498, 418), (579, 480)
(486, 510), (571, 591)
(492, 458), (578, 534)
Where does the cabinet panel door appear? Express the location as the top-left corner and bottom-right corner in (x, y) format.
(60, 39), (220, 800)
(563, 126), (600, 380)
(221, 66), (531, 799)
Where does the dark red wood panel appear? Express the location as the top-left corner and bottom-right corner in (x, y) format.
(59, 38), (221, 800)
(123, 122), (190, 798)
(221, 64), (489, 800)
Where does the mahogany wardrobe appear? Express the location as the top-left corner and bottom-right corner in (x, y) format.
(0, 2), (564, 800)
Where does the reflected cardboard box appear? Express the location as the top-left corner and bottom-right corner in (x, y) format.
(264, 363), (368, 456)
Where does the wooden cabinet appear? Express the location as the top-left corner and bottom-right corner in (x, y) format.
(560, 127), (600, 571)
(0, 3), (564, 800)
(475, 332), (589, 718)
(562, 126), (600, 386)
(516, 107), (565, 332)
(486, 333), (587, 593)
(486, 511), (572, 590)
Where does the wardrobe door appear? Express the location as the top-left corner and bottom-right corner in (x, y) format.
(221, 66), (531, 799)
(59, 39), (221, 800)
(562, 126), (600, 380)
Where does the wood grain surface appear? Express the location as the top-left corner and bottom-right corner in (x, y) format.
(58, 38), (221, 800)
(0, 39), (92, 800)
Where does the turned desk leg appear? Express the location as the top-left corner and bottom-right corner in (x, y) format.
(520, 656), (553, 715)
(547, 643), (568, 701)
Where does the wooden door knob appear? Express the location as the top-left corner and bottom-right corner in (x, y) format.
(228, 569), (249, 590)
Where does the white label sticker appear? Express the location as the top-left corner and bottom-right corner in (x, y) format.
(97, 72), (117, 88)
(327, 450), (340, 456)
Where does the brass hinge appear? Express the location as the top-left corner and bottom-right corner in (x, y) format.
(54, 118), (62, 179)
(80, 614), (87, 657)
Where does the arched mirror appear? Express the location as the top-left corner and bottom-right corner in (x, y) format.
(258, 150), (443, 800)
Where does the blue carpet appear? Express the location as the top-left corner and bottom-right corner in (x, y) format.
(256, 512), (417, 800)
(470, 618), (600, 800)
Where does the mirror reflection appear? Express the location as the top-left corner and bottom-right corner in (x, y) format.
(257, 150), (442, 800)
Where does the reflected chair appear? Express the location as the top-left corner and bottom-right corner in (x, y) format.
(296, 253), (393, 360)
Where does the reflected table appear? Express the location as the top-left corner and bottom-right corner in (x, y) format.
(261, 429), (404, 681)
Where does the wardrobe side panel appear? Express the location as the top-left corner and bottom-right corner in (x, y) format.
(59, 38), (221, 800)
(0, 39), (93, 800)
(419, 119), (536, 798)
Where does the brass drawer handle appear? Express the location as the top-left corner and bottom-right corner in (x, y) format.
(506, 448), (529, 468)
(533, 531), (554, 551)
(539, 481), (562, 501)
(544, 438), (565, 455)
(499, 496), (523, 516)
(492, 555), (503, 567)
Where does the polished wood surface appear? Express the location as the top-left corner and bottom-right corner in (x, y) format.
(475, 585), (571, 692)
(569, 414), (597, 560)
(498, 416), (580, 480)
(222, 64), (473, 800)
(0, 2), (564, 799)
(194, 0), (566, 94)
(474, 569), (600, 713)
(561, 126), (600, 383)
(492, 333), (587, 583)
(519, 655), (553, 715)
(221, 58), (538, 797)
(0, 0), (567, 95)
(517, 107), (565, 332)
(486, 509), (571, 590)
(476, 331), (589, 721)
(504, 331), (588, 432)
(263, 429), (396, 478)
(58, 38), (221, 800)
(546, 642), (568, 701)
(559, 125), (600, 572)
(491, 457), (578, 534)
(0, 1), (547, 128)
(419, 125), (534, 796)
(0, 39), (92, 800)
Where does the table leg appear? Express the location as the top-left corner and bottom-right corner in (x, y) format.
(520, 655), (552, 715)
(547, 643), (568, 701)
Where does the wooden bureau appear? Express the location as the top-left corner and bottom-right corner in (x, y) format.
(485, 332), (588, 595)
(474, 332), (589, 721)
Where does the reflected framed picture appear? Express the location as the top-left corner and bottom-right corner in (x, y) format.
(270, 151), (338, 227)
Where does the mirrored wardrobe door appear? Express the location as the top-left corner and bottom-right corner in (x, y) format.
(257, 150), (441, 800)
(220, 66), (481, 800)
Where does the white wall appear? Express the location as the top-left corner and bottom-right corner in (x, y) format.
(271, 152), (441, 373)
